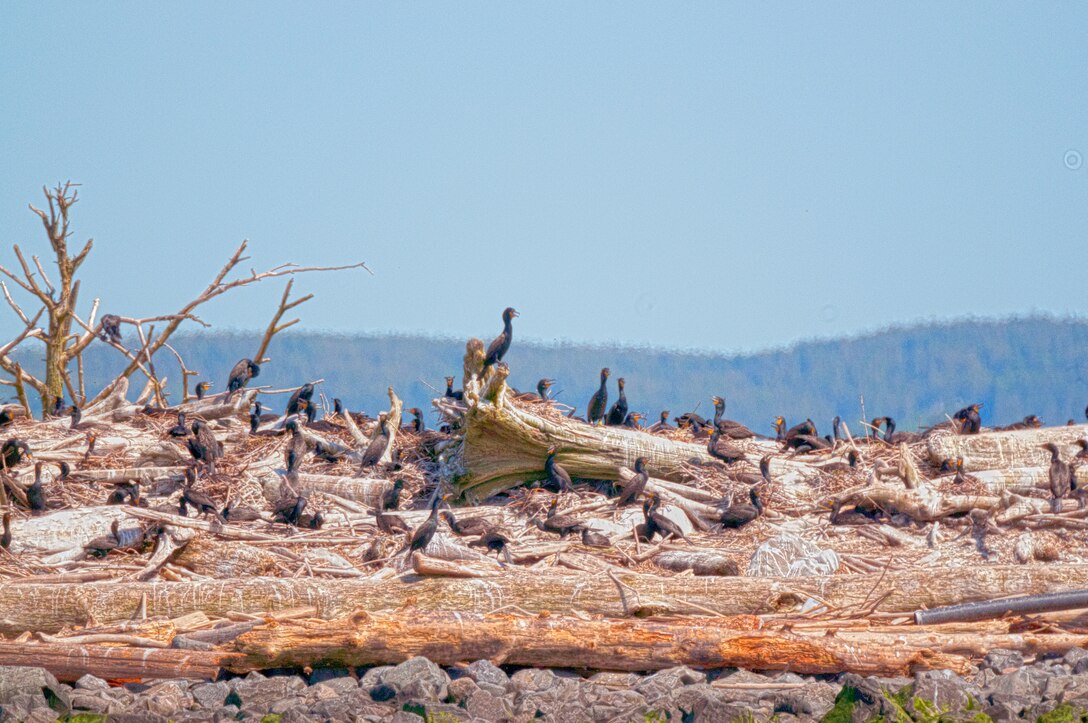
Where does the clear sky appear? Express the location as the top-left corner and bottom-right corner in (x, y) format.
(1, 3), (1085, 353)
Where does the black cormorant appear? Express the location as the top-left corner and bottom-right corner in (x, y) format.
(537, 378), (555, 400)
(711, 396), (756, 440)
(998, 415), (1042, 431)
(226, 359), (260, 399)
(645, 493), (689, 542)
(249, 401), (263, 434)
(376, 509), (410, 535)
(0, 513), (10, 549)
(441, 510), (493, 536)
(333, 398), (344, 416)
(606, 378), (628, 426)
(717, 487), (763, 529)
(469, 530), (512, 563)
(168, 412), (189, 438)
(408, 493), (446, 555)
(544, 445), (574, 493)
(195, 381), (211, 401)
(407, 408), (425, 434)
(647, 411), (673, 433)
(954, 403), (983, 434)
(99, 314), (122, 344)
(0, 408), (14, 428)
(284, 417), (308, 473)
(272, 494), (308, 525)
(359, 414), (390, 468)
(732, 454), (772, 486)
(1, 439), (31, 469)
(69, 405), (82, 430)
(25, 461), (46, 514)
(615, 457), (649, 507)
(622, 412), (643, 429)
(708, 428), (745, 464)
(180, 469), (224, 521)
(286, 384), (315, 417)
(1042, 442), (1074, 512)
(483, 307), (519, 369)
(187, 419), (220, 475)
(581, 528), (611, 548)
(875, 417), (921, 444)
(221, 500), (263, 522)
(587, 368), (610, 425)
(445, 377), (464, 401)
(536, 498), (585, 537)
(381, 478), (404, 511)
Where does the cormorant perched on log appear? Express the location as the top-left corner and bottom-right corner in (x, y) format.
(444, 377), (464, 401)
(732, 454), (772, 486)
(710, 396), (756, 440)
(249, 401), (263, 434)
(997, 415), (1042, 431)
(644, 493), (689, 542)
(676, 411), (708, 434)
(441, 510), (493, 536)
(168, 412), (189, 438)
(622, 412), (643, 429)
(483, 307), (519, 369)
(222, 500), (263, 522)
(25, 461), (46, 514)
(286, 384), (315, 417)
(581, 527), (611, 548)
(273, 494), (308, 525)
(359, 414), (390, 468)
(381, 479), (404, 511)
(407, 408), (425, 434)
(408, 493), (446, 555)
(179, 469), (224, 521)
(195, 381), (211, 401)
(99, 314), (122, 344)
(284, 418), (308, 473)
(187, 419), (220, 475)
(790, 433), (833, 453)
(0, 513), (10, 549)
(954, 403), (983, 434)
(1042, 442), (1074, 512)
(535, 498), (585, 537)
(717, 487), (763, 529)
(606, 378), (628, 426)
(775, 417), (817, 447)
(875, 417), (921, 444)
(1, 439), (31, 469)
(544, 445), (574, 493)
(469, 530), (512, 563)
(85, 520), (146, 558)
(587, 368), (610, 425)
(106, 481), (139, 506)
(226, 359), (260, 399)
(376, 509), (410, 535)
(615, 457), (649, 507)
(648, 411), (673, 433)
(708, 428), (745, 464)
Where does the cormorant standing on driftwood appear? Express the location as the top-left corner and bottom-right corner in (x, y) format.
(955, 403), (983, 434)
(1, 439), (31, 469)
(99, 314), (122, 344)
(195, 381), (211, 401)
(469, 529), (512, 563)
(1042, 442), (1074, 512)
(408, 493), (446, 555)
(875, 417), (921, 444)
(711, 396), (757, 440)
(359, 414), (390, 469)
(606, 378), (628, 426)
(0, 408), (13, 428)
(180, 468), (224, 521)
(69, 405), (82, 430)
(648, 411), (673, 433)
(581, 527), (611, 548)
(407, 408), (425, 434)
(284, 418), (308, 473)
(544, 445), (574, 493)
(381, 479), (404, 511)
(717, 487), (763, 529)
(732, 454), (772, 486)
(273, 494), (307, 526)
(187, 419), (221, 476)
(168, 412), (189, 438)
(226, 359), (260, 399)
(249, 401), (263, 434)
(445, 377), (463, 401)
(708, 428), (745, 464)
(25, 461), (46, 514)
(615, 457), (649, 507)
(622, 412), (643, 428)
(644, 493), (688, 542)
(222, 500), (263, 522)
(441, 510), (492, 536)
(536, 498), (585, 537)
(587, 368), (610, 425)
(483, 307), (519, 369)
(286, 384), (315, 418)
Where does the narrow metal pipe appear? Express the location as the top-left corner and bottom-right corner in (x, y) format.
(914, 590), (1088, 625)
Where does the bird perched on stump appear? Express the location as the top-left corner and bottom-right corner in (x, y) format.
(226, 359), (260, 399)
(483, 307), (519, 369)
(587, 368), (610, 425)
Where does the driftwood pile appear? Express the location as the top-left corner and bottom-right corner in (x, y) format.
(2, 343), (1088, 683)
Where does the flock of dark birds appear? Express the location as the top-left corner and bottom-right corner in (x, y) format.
(0, 306), (1086, 565)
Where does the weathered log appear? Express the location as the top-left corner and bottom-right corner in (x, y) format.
(829, 484), (1003, 522)
(173, 536), (287, 577)
(654, 551), (739, 576)
(2, 564), (1088, 633)
(5, 506), (130, 560)
(928, 426), (1088, 470)
(263, 473), (389, 507)
(0, 642), (235, 682)
(232, 610), (1088, 676)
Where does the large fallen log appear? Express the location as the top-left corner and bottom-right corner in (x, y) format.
(0, 642), (235, 682)
(928, 426), (1088, 470)
(231, 610), (1088, 676)
(2, 564), (1087, 633)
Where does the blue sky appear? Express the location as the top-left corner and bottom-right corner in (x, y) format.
(1, 3), (1085, 352)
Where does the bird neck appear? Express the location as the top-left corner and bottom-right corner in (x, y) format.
(760, 459), (769, 480)
(713, 401), (724, 424)
(884, 418), (896, 436)
(599, 376), (608, 392)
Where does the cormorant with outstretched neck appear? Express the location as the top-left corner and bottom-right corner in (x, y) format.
(408, 492), (446, 555)
(732, 455), (772, 486)
(544, 445), (574, 493)
(648, 411), (673, 433)
(249, 401), (263, 434)
(168, 412), (189, 438)
(284, 418), (308, 473)
(708, 428), (745, 464)
(359, 414), (390, 468)
(587, 368), (610, 425)
(711, 396), (756, 440)
(875, 417), (921, 444)
(606, 378), (628, 426)
(1, 439), (31, 469)
(99, 314), (122, 344)
(407, 408), (425, 434)
(286, 384), (315, 417)
(226, 359), (260, 399)
(615, 457), (649, 507)
(954, 403), (983, 434)
(445, 377), (464, 401)
(644, 493), (689, 542)
(622, 412), (643, 429)
(187, 419), (221, 476)
(717, 487), (764, 529)
(25, 462), (46, 514)
(1042, 442), (1074, 512)
(195, 381), (211, 401)
(483, 307), (519, 369)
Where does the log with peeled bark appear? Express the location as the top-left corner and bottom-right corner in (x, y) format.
(263, 472), (390, 507)
(0, 642), (236, 682)
(231, 610), (1088, 676)
(828, 483), (1004, 522)
(2, 564), (1088, 633)
(928, 426), (1088, 470)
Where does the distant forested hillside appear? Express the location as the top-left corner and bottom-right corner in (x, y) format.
(10, 316), (1088, 433)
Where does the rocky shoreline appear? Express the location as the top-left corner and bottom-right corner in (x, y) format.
(4, 649), (1088, 722)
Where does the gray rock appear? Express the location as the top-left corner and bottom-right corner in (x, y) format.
(635, 665), (706, 703)
(0, 666), (69, 714)
(75, 674), (110, 691)
(1061, 674), (1088, 704)
(379, 657), (450, 702)
(671, 683), (769, 721)
(16, 709), (60, 723)
(308, 667), (353, 685)
(510, 667), (562, 693)
(140, 680), (190, 716)
(586, 688), (647, 720)
(213, 703), (240, 721)
(909, 669), (983, 719)
(191, 681), (230, 709)
(463, 660), (509, 688)
(773, 681), (839, 719)
(983, 648), (1024, 674)
(835, 673), (913, 720)
(447, 677), (480, 704)
(227, 674), (306, 713)
(359, 665), (394, 691)
(588, 671), (641, 688)
(388, 711), (425, 723)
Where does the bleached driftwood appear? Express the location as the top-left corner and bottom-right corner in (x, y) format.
(928, 426), (1088, 470)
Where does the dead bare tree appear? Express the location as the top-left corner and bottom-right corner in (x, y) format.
(0, 181), (370, 415)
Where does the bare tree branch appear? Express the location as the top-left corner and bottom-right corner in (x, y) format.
(253, 279), (313, 364)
